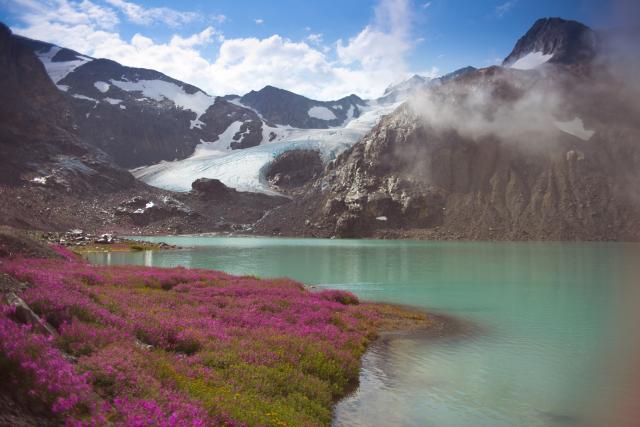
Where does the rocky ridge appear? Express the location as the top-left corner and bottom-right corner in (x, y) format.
(253, 21), (640, 240)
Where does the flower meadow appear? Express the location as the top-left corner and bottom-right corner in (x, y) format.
(0, 246), (427, 426)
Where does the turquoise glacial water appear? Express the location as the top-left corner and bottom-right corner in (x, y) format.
(85, 237), (640, 426)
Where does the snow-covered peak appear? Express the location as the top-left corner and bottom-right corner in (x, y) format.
(35, 45), (92, 84)
(503, 18), (597, 68)
(383, 74), (429, 96)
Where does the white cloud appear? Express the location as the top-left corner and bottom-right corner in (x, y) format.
(209, 14), (227, 24)
(306, 33), (323, 44)
(9, 0), (433, 100)
(14, 0), (119, 30)
(495, 1), (517, 18)
(105, 0), (199, 27)
(254, 18), (264, 25)
(337, 0), (411, 73)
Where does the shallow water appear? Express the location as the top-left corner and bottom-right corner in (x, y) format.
(86, 238), (640, 426)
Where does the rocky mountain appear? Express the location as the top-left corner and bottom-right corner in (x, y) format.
(433, 66), (477, 84)
(16, 36), (269, 168)
(503, 18), (598, 69)
(0, 24), (287, 234)
(0, 23), (133, 192)
(254, 19), (640, 241)
(15, 34), (372, 169)
(3, 16), (638, 242)
(378, 75), (430, 104)
(237, 85), (366, 129)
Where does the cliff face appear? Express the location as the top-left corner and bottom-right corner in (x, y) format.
(254, 64), (640, 240)
(0, 24), (133, 192)
(319, 65), (640, 240)
(0, 23), (76, 184)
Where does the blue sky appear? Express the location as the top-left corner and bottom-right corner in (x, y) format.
(0, 0), (615, 99)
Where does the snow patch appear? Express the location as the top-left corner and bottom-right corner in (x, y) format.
(509, 51), (553, 70)
(57, 85), (69, 92)
(555, 117), (594, 141)
(104, 98), (122, 105)
(376, 216), (388, 221)
(35, 46), (92, 84)
(119, 105), (127, 110)
(72, 94), (97, 102)
(109, 79), (214, 128)
(308, 106), (337, 120)
(190, 119), (205, 130)
(94, 81), (110, 93)
(192, 121), (244, 157)
(343, 105), (355, 126)
(145, 201), (155, 209)
(31, 176), (47, 184)
(228, 97), (266, 120)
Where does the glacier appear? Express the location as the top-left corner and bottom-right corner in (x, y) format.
(133, 101), (401, 195)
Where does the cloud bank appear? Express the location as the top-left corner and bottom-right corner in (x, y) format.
(7, 0), (430, 100)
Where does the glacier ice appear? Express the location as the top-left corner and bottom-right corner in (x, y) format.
(133, 101), (401, 195)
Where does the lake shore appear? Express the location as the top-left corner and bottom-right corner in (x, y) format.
(0, 227), (447, 426)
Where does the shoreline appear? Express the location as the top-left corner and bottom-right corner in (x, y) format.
(118, 229), (637, 243)
(332, 310), (475, 419)
(0, 226), (449, 425)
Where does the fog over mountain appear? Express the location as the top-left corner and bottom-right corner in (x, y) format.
(252, 17), (640, 241)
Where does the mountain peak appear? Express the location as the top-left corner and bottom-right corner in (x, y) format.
(503, 17), (597, 69)
(383, 74), (428, 96)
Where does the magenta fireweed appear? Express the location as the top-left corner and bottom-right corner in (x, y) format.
(0, 250), (420, 426)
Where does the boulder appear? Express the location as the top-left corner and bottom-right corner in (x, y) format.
(191, 178), (234, 198)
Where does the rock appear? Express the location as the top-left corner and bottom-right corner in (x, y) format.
(191, 178), (234, 198)
(95, 233), (114, 244)
(335, 213), (370, 238)
(323, 198), (346, 216)
(265, 150), (323, 189)
(4, 292), (58, 337)
(120, 196), (148, 209)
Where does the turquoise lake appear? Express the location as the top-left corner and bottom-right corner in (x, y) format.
(85, 237), (640, 426)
